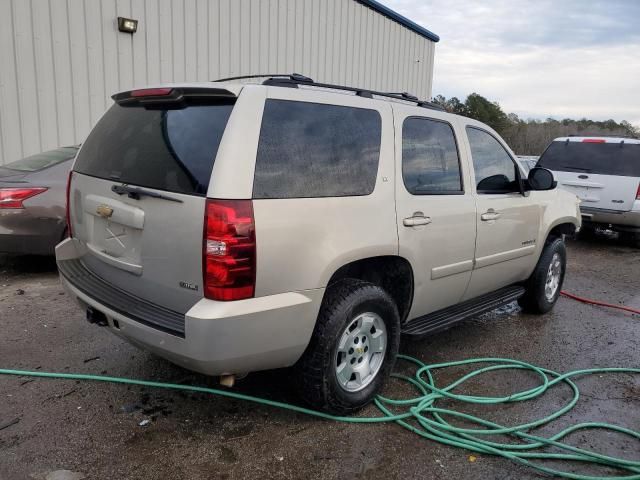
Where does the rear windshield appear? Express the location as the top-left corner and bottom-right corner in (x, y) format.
(5, 146), (78, 172)
(74, 101), (234, 195)
(538, 141), (640, 177)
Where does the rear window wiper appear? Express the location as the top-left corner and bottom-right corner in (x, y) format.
(111, 184), (183, 203)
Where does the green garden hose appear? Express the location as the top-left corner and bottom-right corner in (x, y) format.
(1, 356), (638, 480)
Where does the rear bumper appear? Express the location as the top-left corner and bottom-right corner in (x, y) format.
(580, 203), (640, 231)
(56, 238), (323, 376)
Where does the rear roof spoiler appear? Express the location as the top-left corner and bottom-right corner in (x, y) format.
(112, 87), (236, 108)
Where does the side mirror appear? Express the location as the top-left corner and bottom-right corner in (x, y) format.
(527, 167), (556, 191)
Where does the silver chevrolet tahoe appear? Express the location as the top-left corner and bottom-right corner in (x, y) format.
(56, 74), (581, 413)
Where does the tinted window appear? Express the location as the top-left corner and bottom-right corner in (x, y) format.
(253, 100), (381, 198)
(402, 118), (462, 194)
(466, 127), (518, 193)
(537, 141), (640, 177)
(74, 101), (234, 195)
(5, 146), (78, 172)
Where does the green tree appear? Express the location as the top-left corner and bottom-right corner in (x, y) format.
(446, 97), (468, 116)
(620, 120), (639, 136)
(432, 92), (639, 155)
(464, 93), (509, 134)
(433, 95), (467, 115)
(432, 94), (447, 109)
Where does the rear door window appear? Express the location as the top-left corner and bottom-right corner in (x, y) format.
(74, 101), (234, 195)
(538, 141), (640, 177)
(253, 99), (381, 198)
(402, 117), (462, 194)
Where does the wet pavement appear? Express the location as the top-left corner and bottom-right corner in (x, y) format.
(1, 235), (638, 480)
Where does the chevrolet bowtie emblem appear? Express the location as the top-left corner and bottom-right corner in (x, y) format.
(96, 205), (114, 218)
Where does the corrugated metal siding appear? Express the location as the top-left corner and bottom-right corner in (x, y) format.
(0, 0), (436, 165)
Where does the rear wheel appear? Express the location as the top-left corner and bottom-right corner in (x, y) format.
(518, 237), (566, 314)
(294, 279), (400, 414)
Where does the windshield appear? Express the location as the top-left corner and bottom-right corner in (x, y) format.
(5, 146), (78, 172)
(74, 100), (234, 195)
(538, 141), (640, 176)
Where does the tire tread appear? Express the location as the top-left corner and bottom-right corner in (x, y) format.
(518, 237), (566, 314)
(294, 279), (400, 414)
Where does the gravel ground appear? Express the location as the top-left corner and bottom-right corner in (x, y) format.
(0, 235), (638, 480)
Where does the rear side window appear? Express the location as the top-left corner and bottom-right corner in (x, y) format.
(253, 99), (381, 198)
(538, 141), (640, 177)
(74, 101), (234, 195)
(402, 117), (462, 194)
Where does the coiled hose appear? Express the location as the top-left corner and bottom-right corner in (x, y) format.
(2, 291), (638, 478)
(1, 356), (639, 480)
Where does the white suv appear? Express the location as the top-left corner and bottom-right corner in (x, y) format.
(56, 75), (580, 413)
(537, 136), (640, 246)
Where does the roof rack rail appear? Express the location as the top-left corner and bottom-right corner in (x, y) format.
(213, 73), (313, 83)
(234, 73), (445, 112)
(384, 92), (419, 101)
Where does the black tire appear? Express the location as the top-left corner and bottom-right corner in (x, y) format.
(518, 237), (566, 314)
(294, 279), (400, 414)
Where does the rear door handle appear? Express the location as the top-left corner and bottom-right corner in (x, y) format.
(403, 213), (432, 227)
(481, 209), (501, 221)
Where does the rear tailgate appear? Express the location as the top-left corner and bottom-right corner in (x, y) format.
(68, 87), (235, 314)
(538, 139), (640, 212)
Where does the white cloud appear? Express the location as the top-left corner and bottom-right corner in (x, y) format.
(382, 0), (640, 127)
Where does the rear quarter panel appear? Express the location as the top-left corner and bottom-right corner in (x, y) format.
(210, 86), (398, 297)
(0, 160), (71, 254)
(22, 159), (71, 220)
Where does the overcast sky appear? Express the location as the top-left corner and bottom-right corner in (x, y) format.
(383, 0), (640, 126)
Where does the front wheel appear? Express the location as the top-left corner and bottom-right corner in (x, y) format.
(518, 237), (566, 314)
(294, 279), (400, 414)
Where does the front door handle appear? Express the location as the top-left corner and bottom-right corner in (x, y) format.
(481, 209), (501, 221)
(403, 213), (432, 227)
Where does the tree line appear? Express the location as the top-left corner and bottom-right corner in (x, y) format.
(432, 93), (639, 155)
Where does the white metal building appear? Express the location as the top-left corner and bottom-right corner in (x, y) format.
(0, 0), (439, 165)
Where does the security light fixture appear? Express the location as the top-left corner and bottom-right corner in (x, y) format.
(117, 17), (138, 33)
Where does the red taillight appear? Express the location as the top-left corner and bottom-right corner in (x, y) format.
(0, 187), (47, 209)
(131, 88), (172, 97)
(582, 139), (606, 143)
(65, 171), (73, 237)
(203, 199), (256, 301)
(636, 182), (640, 200)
